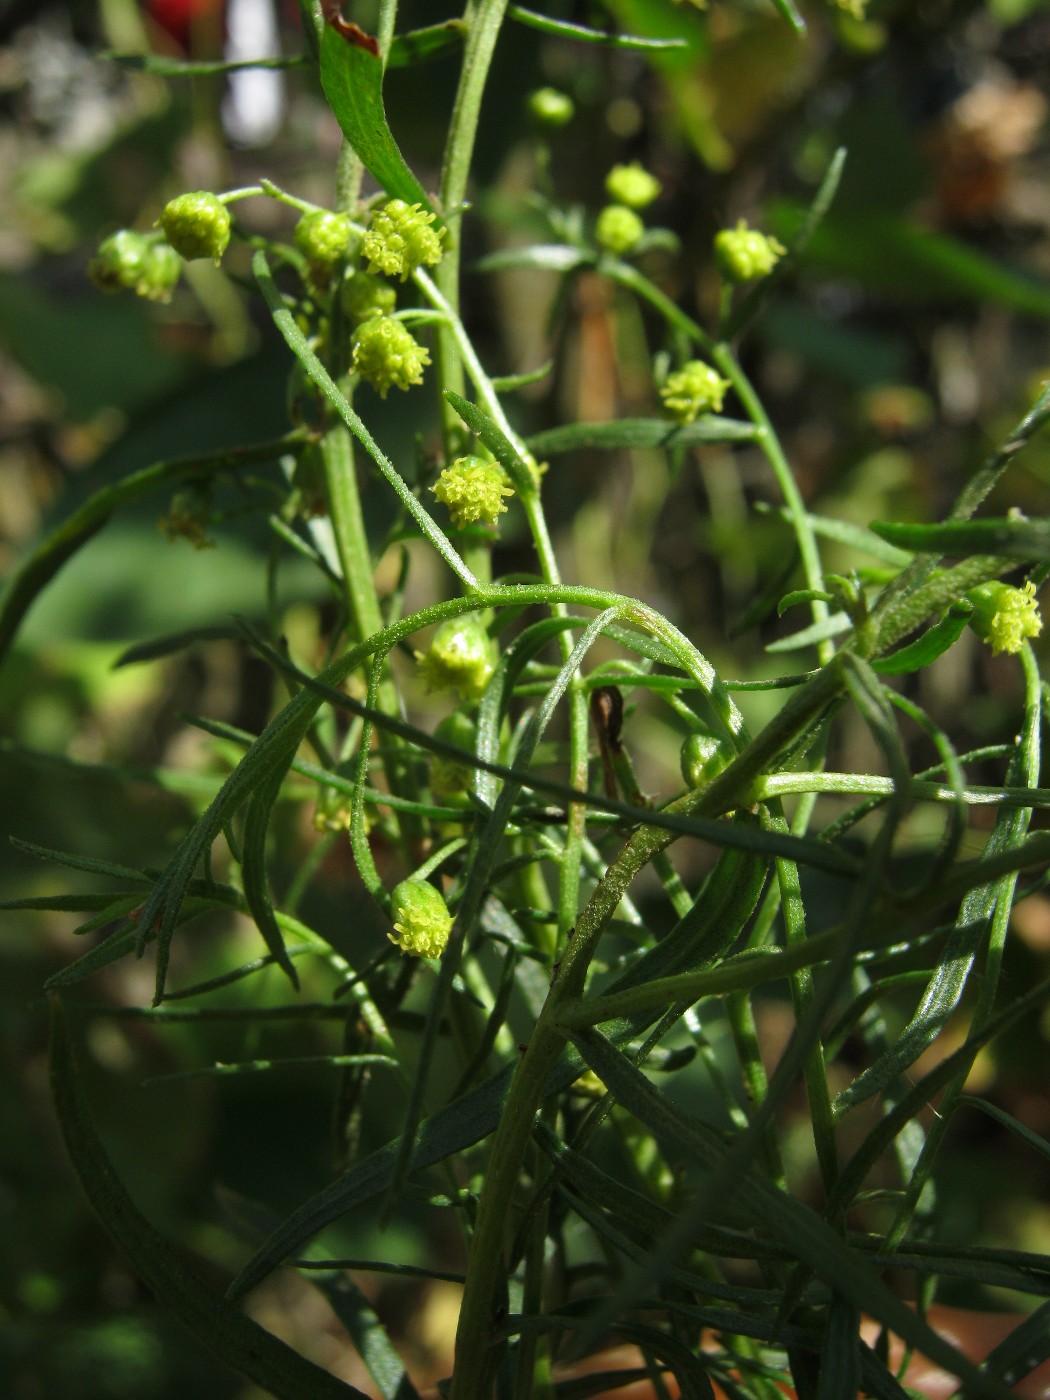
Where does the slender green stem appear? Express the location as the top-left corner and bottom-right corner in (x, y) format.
(434, 0), (510, 453)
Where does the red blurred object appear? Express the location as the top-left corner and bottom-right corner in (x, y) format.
(144, 0), (225, 52)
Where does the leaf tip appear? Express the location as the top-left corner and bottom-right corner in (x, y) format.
(319, 0), (380, 57)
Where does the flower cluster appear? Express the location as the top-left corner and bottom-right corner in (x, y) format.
(159, 191), (231, 264)
(527, 87), (574, 129)
(361, 199), (444, 282)
(967, 580), (1043, 655)
(660, 360), (731, 422)
(430, 711), (477, 808)
(432, 455), (514, 528)
(714, 220), (786, 283)
(389, 879), (453, 959)
(416, 618), (494, 703)
(351, 316), (430, 397)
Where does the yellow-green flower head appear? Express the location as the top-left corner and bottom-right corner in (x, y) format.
(294, 209), (354, 268)
(660, 360), (731, 422)
(967, 580), (1042, 656)
(605, 162), (662, 210)
(416, 617), (494, 703)
(527, 87), (575, 129)
(351, 316), (430, 397)
(341, 270), (397, 326)
(389, 878), (453, 959)
(432, 455), (514, 529)
(595, 203), (645, 255)
(680, 733), (732, 788)
(361, 199), (444, 282)
(159, 191), (231, 264)
(714, 220), (786, 283)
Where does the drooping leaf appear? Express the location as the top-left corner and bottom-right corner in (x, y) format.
(318, 5), (433, 209)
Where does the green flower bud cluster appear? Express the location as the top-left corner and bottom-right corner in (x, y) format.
(595, 161), (661, 257)
(351, 316), (431, 397)
(967, 580), (1042, 656)
(660, 360), (731, 422)
(527, 87), (575, 129)
(341, 270), (398, 326)
(159, 191), (231, 264)
(714, 219), (786, 284)
(432, 455), (514, 529)
(361, 199), (444, 282)
(89, 231), (182, 303)
(389, 878), (453, 959)
(294, 209), (355, 279)
(605, 162), (662, 210)
(416, 618), (494, 703)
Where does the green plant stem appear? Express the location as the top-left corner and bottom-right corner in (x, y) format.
(434, 0), (510, 454)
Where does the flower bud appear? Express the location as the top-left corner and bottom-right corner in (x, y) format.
(714, 219), (785, 283)
(430, 711), (478, 806)
(89, 230), (150, 293)
(605, 162), (661, 210)
(294, 209), (354, 271)
(159, 191), (232, 264)
(416, 617), (494, 703)
(432, 455), (514, 529)
(660, 360), (731, 422)
(389, 878), (453, 959)
(361, 199), (444, 282)
(595, 203), (644, 255)
(138, 242), (182, 302)
(341, 270), (397, 326)
(527, 87), (575, 129)
(967, 580), (1042, 656)
(681, 733), (731, 788)
(351, 316), (430, 397)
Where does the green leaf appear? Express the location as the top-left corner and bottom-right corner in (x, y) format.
(318, 9), (433, 209)
(526, 416), (760, 456)
(444, 390), (538, 497)
(474, 244), (590, 274)
(241, 764), (301, 988)
(872, 601), (973, 674)
(48, 999), (371, 1400)
(817, 1296), (860, 1400)
(506, 3), (688, 48)
(387, 20), (465, 67)
(871, 516), (1050, 559)
(11, 836), (151, 885)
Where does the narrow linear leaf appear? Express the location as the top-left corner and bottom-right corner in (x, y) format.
(507, 3), (688, 48)
(11, 836), (150, 885)
(48, 999), (370, 1400)
(526, 416), (760, 456)
(474, 244), (589, 274)
(241, 764), (301, 988)
(872, 515), (1050, 560)
(872, 601), (973, 675)
(387, 20), (465, 67)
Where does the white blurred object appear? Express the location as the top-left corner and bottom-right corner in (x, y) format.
(221, 0), (285, 147)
